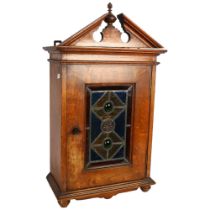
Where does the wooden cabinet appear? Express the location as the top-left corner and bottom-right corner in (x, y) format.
(44, 3), (166, 207)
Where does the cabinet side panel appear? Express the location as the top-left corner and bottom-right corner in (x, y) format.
(50, 62), (62, 189)
(146, 65), (156, 177)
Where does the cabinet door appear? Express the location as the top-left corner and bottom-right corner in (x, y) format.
(65, 64), (151, 190)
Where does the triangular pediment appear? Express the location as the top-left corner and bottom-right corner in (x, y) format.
(60, 14), (107, 47)
(117, 13), (163, 48)
(57, 6), (165, 51)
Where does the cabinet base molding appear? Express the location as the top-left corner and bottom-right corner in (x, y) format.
(47, 173), (155, 207)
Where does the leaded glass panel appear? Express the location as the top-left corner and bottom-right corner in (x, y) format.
(86, 85), (133, 168)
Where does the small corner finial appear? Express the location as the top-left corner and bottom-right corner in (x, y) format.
(108, 2), (112, 13)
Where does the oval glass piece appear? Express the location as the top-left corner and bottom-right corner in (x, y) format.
(104, 101), (113, 112)
(104, 138), (112, 149)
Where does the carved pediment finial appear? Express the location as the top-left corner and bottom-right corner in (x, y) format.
(108, 2), (112, 13)
(104, 2), (116, 26)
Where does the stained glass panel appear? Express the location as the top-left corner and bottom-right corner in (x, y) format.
(86, 85), (133, 168)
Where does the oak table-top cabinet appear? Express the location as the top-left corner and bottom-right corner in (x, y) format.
(44, 3), (166, 207)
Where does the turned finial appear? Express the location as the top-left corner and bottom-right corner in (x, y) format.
(108, 2), (112, 13)
(104, 2), (116, 26)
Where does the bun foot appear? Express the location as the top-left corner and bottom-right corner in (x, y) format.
(140, 185), (151, 192)
(58, 200), (70, 207)
(104, 195), (113, 199)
